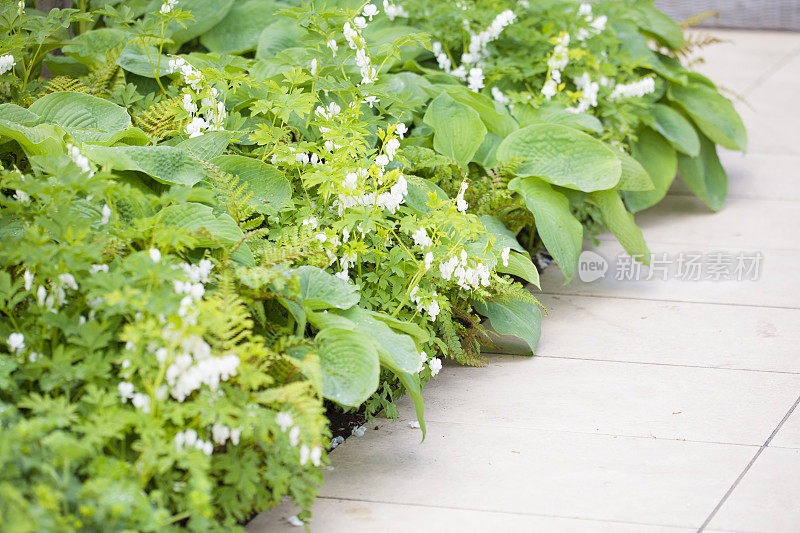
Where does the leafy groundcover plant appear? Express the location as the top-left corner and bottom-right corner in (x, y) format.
(0, 0), (744, 530)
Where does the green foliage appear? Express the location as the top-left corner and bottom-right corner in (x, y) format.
(0, 0), (744, 528)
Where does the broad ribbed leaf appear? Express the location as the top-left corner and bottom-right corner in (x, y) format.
(591, 190), (650, 264)
(648, 103), (700, 156)
(158, 202), (243, 247)
(256, 19), (305, 60)
(62, 28), (130, 66)
(158, 0), (235, 48)
(173, 131), (233, 160)
(497, 252), (540, 288)
(211, 155), (291, 214)
(0, 120), (64, 156)
(474, 297), (541, 354)
(84, 145), (205, 186)
(423, 91), (487, 168)
(200, 0), (281, 54)
(497, 123), (621, 192)
(0, 104), (38, 124)
(632, 5), (685, 49)
(316, 327), (380, 407)
(677, 134), (727, 211)
(616, 151), (655, 191)
(290, 266), (360, 311)
(668, 83), (747, 151)
(622, 128), (677, 212)
(513, 103), (603, 134)
(337, 307), (421, 374)
(29, 92), (131, 141)
(479, 215), (526, 253)
(424, 84), (518, 137)
(404, 176), (450, 214)
(117, 45), (172, 78)
(509, 177), (583, 281)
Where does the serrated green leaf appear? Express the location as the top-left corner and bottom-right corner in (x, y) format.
(497, 123), (621, 192)
(423, 91), (487, 168)
(509, 177), (583, 281)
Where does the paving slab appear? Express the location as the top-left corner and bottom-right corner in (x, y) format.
(417, 355), (800, 445)
(769, 405), (800, 449)
(249, 498), (696, 533)
(603, 195), (800, 251)
(305, 420), (753, 529)
(670, 150), (800, 202)
(539, 240), (800, 309)
(706, 447), (800, 532)
(532, 294), (800, 373)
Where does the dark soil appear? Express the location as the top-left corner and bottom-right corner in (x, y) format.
(324, 401), (366, 440)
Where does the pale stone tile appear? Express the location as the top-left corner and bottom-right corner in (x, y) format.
(417, 356), (800, 445)
(306, 420), (752, 529)
(539, 240), (800, 308)
(707, 448), (800, 533)
(670, 150), (800, 202)
(770, 406), (800, 449)
(532, 294), (800, 373)
(604, 195), (800, 250)
(249, 498), (695, 533)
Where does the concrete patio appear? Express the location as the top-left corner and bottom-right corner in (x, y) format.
(249, 29), (800, 532)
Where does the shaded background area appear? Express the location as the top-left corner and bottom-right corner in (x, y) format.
(655, 0), (800, 31)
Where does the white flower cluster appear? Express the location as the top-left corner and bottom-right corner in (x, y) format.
(343, 7), (379, 85)
(416, 351), (441, 376)
(382, 0), (409, 20)
(17, 1), (24, 16)
(164, 335), (240, 402)
(118, 381), (151, 413)
(501, 246), (511, 267)
(439, 250), (492, 290)
(211, 423), (243, 446)
(609, 77), (656, 100)
(0, 54), (16, 75)
(67, 143), (94, 176)
(432, 10), (515, 93)
(568, 72), (600, 114)
(542, 32), (570, 99)
(576, 3), (607, 41)
(168, 58), (227, 137)
(7, 332), (24, 354)
(410, 286), (440, 320)
(276, 412), (323, 467)
(160, 0), (177, 15)
(455, 180), (469, 213)
(335, 174), (407, 215)
(174, 429), (214, 455)
(492, 86), (511, 105)
(32, 271), (79, 312)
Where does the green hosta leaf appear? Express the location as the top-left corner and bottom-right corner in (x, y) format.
(648, 103), (700, 156)
(336, 307), (421, 374)
(591, 190), (650, 264)
(256, 19), (305, 60)
(62, 28), (130, 66)
(632, 5), (686, 49)
(0, 120), (64, 156)
(668, 83), (747, 151)
(172, 131), (233, 160)
(29, 92), (131, 142)
(157, 0), (235, 48)
(474, 297), (541, 354)
(404, 176), (450, 214)
(290, 266), (360, 311)
(509, 177), (582, 281)
(424, 84), (518, 137)
(0, 104), (38, 124)
(423, 91), (487, 168)
(512, 103), (603, 134)
(479, 215), (526, 253)
(622, 128), (678, 212)
(497, 123), (621, 192)
(315, 327), (380, 407)
(392, 369), (426, 440)
(497, 251), (540, 288)
(84, 145), (205, 186)
(677, 134), (728, 211)
(472, 132), (502, 168)
(117, 44), (172, 78)
(616, 151), (655, 191)
(200, 0), (281, 54)
(158, 202), (243, 247)
(211, 155), (291, 215)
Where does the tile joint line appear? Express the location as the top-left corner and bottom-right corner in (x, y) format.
(697, 392), (800, 531)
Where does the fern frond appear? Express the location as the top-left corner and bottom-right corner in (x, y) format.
(84, 48), (123, 96)
(39, 77), (91, 96)
(133, 97), (184, 141)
